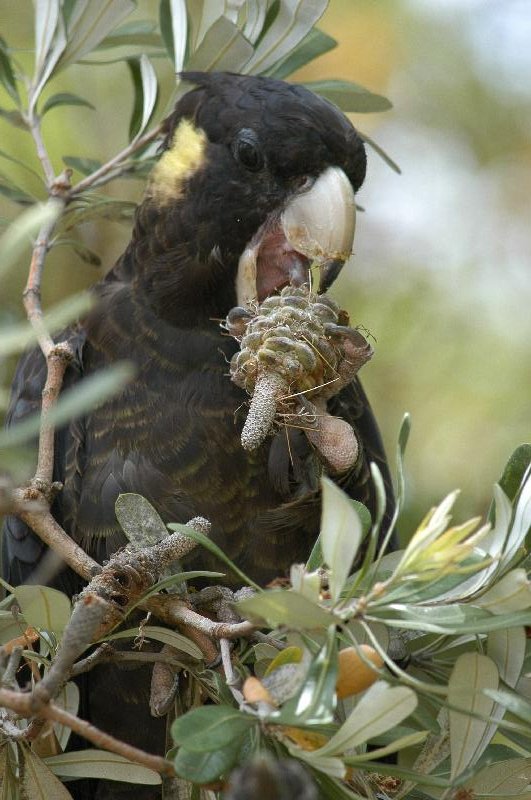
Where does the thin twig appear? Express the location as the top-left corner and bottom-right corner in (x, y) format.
(70, 645), (191, 678)
(12, 493), (98, 581)
(25, 110), (55, 188)
(69, 123), (163, 197)
(0, 687), (175, 777)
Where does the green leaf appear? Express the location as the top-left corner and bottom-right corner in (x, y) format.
(0, 148), (44, 181)
(266, 27), (337, 79)
(496, 444), (531, 507)
(0, 609), (26, 645)
(320, 476), (362, 602)
(0, 363), (134, 449)
(33, 0), (61, 78)
(128, 54), (158, 141)
(449, 653), (499, 779)
(483, 688), (531, 725)
(0, 201), (61, 279)
(305, 534), (323, 571)
(237, 588), (335, 629)
(104, 625), (203, 659)
(0, 174), (37, 206)
(54, 682), (80, 751)
(173, 736), (243, 784)
(0, 292), (91, 358)
(278, 625), (337, 725)
(501, 463), (531, 571)
(172, 706), (256, 752)
(344, 730), (428, 764)
(465, 757), (531, 798)
(168, 522), (260, 590)
(96, 20), (162, 50)
(303, 79), (392, 113)
(315, 681), (417, 756)
(385, 412), (410, 552)
(41, 92), (95, 115)
(21, 745), (73, 799)
(62, 196), (136, 228)
(14, 586), (71, 634)
(0, 107), (27, 128)
(370, 603), (531, 635)
(138, 570), (225, 603)
(476, 569), (531, 614)
(246, 0), (328, 74)
(239, 0), (269, 45)
(358, 131), (401, 175)
(56, 0), (136, 71)
(115, 493), (168, 547)
(0, 38), (19, 102)
(185, 16), (253, 73)
(44, 750), (161, 784)
(62, 156), (103, 175)
(488, 626), (525, 689)
(159, 0), (187, 71)
(31, 2), (67, 103)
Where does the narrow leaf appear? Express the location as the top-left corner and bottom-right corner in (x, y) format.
(449, 653), (499, 778)
(159, 0), (187, 71)
(237, 588), (335, 629)
(245, 0), (328, 74)
(168, 522), (260, 590)
(320, 476), (362, 602)
(96, 20), (161, 50)
(44, 751), (161, 784)
(471, 758), (531, 797)
(315, 681), (417, 756)
(359, 131), (402, 174)
(21, 745), (73, 799)
(0, 201), (61, 278)
(62, 156), (103, 175)
(303, 79), (392, 113)
(57, 0), (136, 70)
(0, 37), (19, 102)
(33, 0), (60, 76)
(173, 737), (243, 784)
(0, 363), (134, 449)
(104, 625), (202, 659)
(476, 569), (531, 614)
(14, 586), (71, 634)
(41, 92), (95, 115)
(115, 493), (168, 548)
(54, 682), (80, 751)
(0, 292), (91, 358)
(278, 625), (337, 725)
(171, 706), (256, 752)
(266, 27), (337, 79)
(185, 16), (253, 73)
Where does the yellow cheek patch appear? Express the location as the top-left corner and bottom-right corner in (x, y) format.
(149, 119), (207, 203)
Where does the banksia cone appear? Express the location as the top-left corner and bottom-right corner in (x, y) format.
(225, 285), (373, 470)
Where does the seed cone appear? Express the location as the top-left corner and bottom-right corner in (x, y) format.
(225, 285), (372, 460)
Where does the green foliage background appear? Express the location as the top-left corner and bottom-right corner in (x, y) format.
(0, 0), (530, 544)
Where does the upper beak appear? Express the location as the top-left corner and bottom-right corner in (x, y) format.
(281, 166), (356, 293)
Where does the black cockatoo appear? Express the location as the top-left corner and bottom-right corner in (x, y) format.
(3, 73), (393, 799)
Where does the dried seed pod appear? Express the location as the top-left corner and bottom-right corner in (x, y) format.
(226, 285), (372, 458)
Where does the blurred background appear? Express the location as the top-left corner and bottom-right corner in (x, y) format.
(1, 0), (530, 538)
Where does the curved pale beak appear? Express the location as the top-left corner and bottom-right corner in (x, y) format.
(281, 166), (356, 292)
(236, 166), (356, 306)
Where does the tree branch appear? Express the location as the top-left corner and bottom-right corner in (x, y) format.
(0, 686), (175, 777)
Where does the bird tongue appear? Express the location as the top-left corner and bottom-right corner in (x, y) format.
(255, 227), (310, 302)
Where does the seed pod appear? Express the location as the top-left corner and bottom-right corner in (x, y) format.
(336, 645), (384, 699)
(226, 284), (372, 453)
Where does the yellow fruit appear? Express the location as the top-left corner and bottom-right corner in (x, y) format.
(243, 676), (275, 705)
(336, 645), (383, 699)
